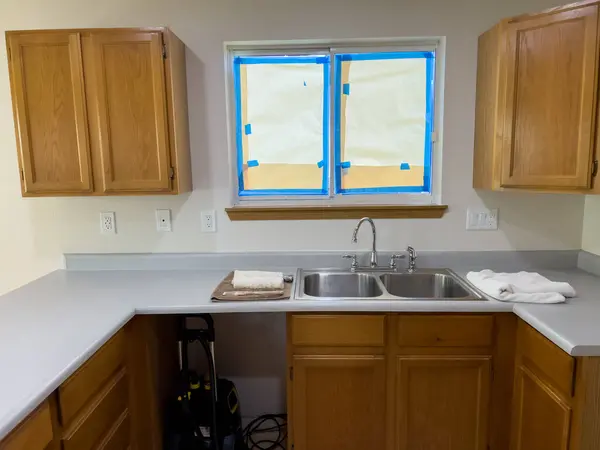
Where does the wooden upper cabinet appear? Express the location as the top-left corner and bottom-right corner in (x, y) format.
(473, 1), (600, 192)
(6, 32), (93, 195)
(5, 28), (192, 196)
(88, 31), (172, 193)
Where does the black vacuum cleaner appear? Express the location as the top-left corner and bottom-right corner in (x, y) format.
(165, 314), (248, 450)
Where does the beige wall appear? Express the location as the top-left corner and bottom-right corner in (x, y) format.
(583, 196), (600, 255)
(0, 0), (583, 295)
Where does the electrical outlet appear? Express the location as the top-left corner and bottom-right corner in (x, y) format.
(201, 210), (216, 233)
(156, 209), (172, 232)
(466, 208), (498, 231)
(100, 212), (116, 234)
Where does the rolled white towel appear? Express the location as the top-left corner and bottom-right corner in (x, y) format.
(466, 270), (576, 304)
(232, 270), (284, 290)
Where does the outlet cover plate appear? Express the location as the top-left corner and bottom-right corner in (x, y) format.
(100, 212), (116, 234)
(156, 209), (172, 232)
(201, 210), (216, 233)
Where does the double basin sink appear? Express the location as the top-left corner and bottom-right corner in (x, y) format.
(295, 268), (484, 301)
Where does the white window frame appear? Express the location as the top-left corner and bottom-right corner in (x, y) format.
(224, 37), (446, 207)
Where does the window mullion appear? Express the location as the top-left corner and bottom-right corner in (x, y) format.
(328, 47), (336, 198)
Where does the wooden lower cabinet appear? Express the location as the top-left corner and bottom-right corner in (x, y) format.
(287, 314), (498, 450)
(0, 315), (178, 450)
(395, 356), (491, 450)
(511, 362), (571, 450)
(291, 355), (386, 450)
(0, 402), (53, 450)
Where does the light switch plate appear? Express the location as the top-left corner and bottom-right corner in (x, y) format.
(466, 208), (498, 231)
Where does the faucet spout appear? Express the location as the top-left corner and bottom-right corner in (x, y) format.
(352, 217), (378, 268)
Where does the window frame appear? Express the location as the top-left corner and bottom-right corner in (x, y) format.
(224, 38), (445, 207)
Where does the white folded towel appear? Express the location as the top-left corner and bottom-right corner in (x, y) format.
(232, 270), (284, 290)
(466, 270), (576, 304)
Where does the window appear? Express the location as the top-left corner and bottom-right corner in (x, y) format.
(226, 40), (441, 205)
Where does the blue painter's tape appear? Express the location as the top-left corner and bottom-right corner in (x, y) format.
(239, 188), (327, 197)
(340, 185), (426, 195)
(333, 55), (343, 194)
(422, 53), (435, 194)
(244, 124), (252, 135)
(340, 161), (351, 169)
(247, 160), (259, 168)
(235, 55), (330, 65)
(233, 60), (244, 193)
(423, 174), (431, 193)
(343, 83), (350, 95)
(317, 160), (324, 169)
(400, 162), (410, 170)
(321, 60), (330, 192)
(340, 51), (434, 62)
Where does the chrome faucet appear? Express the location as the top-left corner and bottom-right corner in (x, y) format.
(352, 217), (378, 268)
(407, 246), (417, 273)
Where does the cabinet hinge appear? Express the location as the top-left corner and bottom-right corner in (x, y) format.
(289, 367), (294, 381)
(19, 169), (24, 182)
(7, 47), (11, 62)
(431, 130), (438, 143)
(162, 44), (167, 59)
(169, 167), (175, 180)
(592, 160), (599, 177)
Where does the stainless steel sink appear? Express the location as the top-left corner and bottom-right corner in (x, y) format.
(295, 268), (483, 301)
(380, 272), (477, 299)
(303, 272), (383, 298)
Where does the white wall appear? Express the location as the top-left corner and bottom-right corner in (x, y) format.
(0, 0), (583, 294)
(583, 196), (600, 255)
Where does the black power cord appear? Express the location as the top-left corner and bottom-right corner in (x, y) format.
(199, 337), (221, 450)
(243, 414), (287, 450)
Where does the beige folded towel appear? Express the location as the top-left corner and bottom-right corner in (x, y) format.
(232, 270), (284, 290)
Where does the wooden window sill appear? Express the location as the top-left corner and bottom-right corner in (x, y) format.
(225, 205), (448, 221)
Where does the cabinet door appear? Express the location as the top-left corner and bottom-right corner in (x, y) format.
(89, 31), (172, 193)
(395, 356), (491, 450)
(291, 355), (386, 450)
(7, 32), (93, 194)
(511, 363), (571, 450)
(501, 4), (599, 189)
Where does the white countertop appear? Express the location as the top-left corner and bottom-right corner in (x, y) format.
(0, 266), (599, 440)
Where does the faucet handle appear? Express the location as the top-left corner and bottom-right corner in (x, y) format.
(389, 254), (406, 269)
(342, 254), (359, 269)
(407, 246), (417, 272)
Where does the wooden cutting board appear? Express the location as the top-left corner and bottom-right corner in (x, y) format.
(211, 271), (293, 301)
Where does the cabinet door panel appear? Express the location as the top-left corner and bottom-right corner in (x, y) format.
(501, 5), (599, 189)
(292, 355), (386, 450)
(395, 356), (491, 450)
(90, 31), (171, 193)
(511, 363), (571, 450)
(7, 32), (92, 194)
